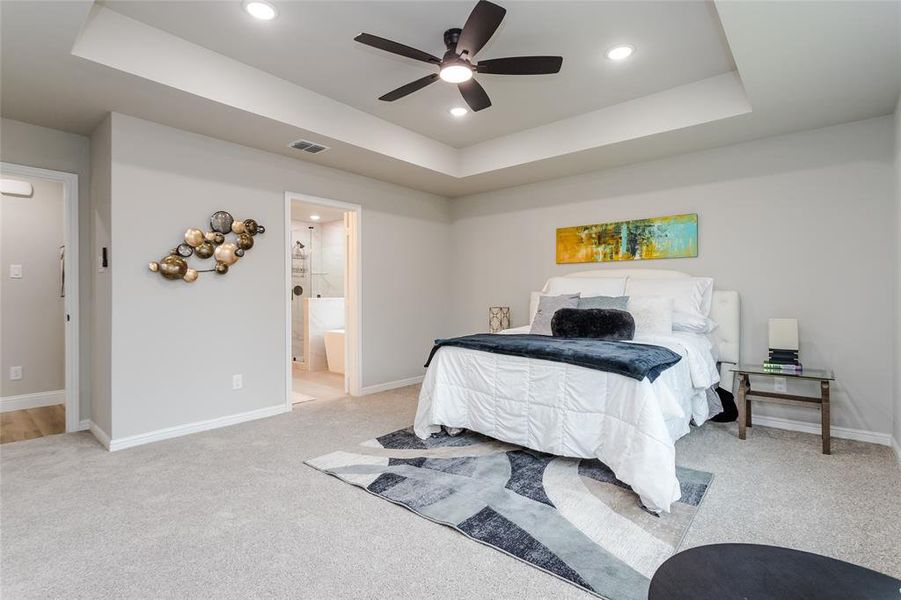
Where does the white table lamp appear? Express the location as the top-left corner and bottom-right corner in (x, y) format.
(768, 318), (799, 351)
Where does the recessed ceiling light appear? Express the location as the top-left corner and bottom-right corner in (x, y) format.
(439, 64), (473, 84)
(310, 214), (321, 221)
(243, 0), (277, 20)
(606, 45), (634, 61)
(449, 107), (468, 117)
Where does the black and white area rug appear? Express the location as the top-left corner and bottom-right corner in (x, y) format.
(306, 427), (712, 600)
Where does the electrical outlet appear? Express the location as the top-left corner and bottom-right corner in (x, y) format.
(773, 377), (787, 393)
(9, 264), (22, 279)
(9, 366), (22, 381)
(232, 374), (243, 390)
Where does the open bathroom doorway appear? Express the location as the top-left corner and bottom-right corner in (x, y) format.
(284, 192), (361, 408)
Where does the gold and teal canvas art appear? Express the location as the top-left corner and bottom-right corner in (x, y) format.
(556, 213), (698, 264)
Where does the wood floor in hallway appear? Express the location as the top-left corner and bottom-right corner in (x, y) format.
(292, 366), (346, 403)
(0, 404), (65, 444)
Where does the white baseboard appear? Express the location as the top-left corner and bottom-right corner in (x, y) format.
(0, 390), (65, 413)
(106, 404), (290, 452)
(359, 375), (424, 396)
(89, 421), (111, 449)
(892, 436), (901, 467)
(78, 419), (90, 431)
(751, 414), (892, 447)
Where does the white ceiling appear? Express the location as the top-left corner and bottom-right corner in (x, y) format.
(1, 1), (899, 197)
(290, 201), (345, 224)
(102, 1), (736, 148)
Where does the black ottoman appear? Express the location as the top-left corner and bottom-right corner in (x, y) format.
(649, 543), (900, 600)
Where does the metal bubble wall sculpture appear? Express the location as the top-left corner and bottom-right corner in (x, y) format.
(148, 211), (265, 283)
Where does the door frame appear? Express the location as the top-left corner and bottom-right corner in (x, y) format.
(283, 191), (362, 410)
(1, 162), (80, 432)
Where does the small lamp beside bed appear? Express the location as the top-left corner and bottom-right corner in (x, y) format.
(488, 306), (510, 333)
(766, 318), (801, 373)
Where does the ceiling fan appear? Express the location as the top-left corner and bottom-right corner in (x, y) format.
(354, 0), (563, 112)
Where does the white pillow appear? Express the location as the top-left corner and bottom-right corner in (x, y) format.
(625, 278), (713, 330)
(672, 312), (718, 334)
(627, 296), (674, 337)
(529, 291), (543, 324)
(544, 276), (627, 297)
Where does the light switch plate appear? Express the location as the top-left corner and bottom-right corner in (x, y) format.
(9, 366), (22, 381)
(232, 374), (243, 390)
(9, 264), (22, 279)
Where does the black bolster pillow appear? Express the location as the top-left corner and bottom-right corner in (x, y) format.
(551, 308), (636, 340)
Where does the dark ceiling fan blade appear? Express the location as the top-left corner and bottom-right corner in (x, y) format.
(455, 0), (506, 58)
(458, 78), (491, 111)
(354, 33), (441, 65)
(379, 73), (440, 101)
(477, 56), (563, 75)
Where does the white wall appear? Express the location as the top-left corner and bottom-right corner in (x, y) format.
(450, 117), (896, 436)
(0, 176), (65, 397)
(0, 118), (92, 419)
(104, 114), (451, 441)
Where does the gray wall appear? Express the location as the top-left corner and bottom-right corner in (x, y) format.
(0, 118), (91, 418)
(105, 114), (452, 440)
(450, 117), (896, 436)
(0, 176), (65, 397)
(6, 113), (897, 444)
(90, 116), (112, 435)
(894, 96), (901, 450)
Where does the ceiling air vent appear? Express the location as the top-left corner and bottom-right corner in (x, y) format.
(288, 139), (330, 154)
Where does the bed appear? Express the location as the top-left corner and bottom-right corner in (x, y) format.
(413, 269), (740, 513)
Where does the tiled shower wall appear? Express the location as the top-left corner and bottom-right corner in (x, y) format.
(291, 219), (345, 362)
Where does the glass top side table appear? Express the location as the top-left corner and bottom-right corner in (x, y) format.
(730, 365), (834, 454)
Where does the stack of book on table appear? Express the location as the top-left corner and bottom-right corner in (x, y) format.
(763, 349), (802, 374)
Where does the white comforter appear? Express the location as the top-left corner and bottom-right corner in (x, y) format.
(413, 329), (719, 513)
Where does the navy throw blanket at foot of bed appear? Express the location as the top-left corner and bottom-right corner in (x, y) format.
(424, 334), (681, 382)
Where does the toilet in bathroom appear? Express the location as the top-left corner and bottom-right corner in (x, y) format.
(324, 329), (345, 374)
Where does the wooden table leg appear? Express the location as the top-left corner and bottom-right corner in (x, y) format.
(737, 373), (748, 440)
(745, 390), (751, 427)
(821, 380), (831, 455)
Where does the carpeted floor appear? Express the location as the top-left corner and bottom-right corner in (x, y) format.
(2, 385), (900, 599)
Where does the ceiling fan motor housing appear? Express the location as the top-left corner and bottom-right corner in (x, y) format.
(443, 28), (463, 51)
(442, 29), (473, 72)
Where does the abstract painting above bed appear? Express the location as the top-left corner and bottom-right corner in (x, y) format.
(306, 427), (713, 600)
(556, 213), (698, 264)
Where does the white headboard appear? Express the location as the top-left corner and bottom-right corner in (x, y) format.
(533, 269), (740, 390)
(557, 268), (693, 281)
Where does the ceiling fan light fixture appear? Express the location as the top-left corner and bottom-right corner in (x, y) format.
(449, 106), (468, 117)
(606, 45), (634, 61)
(354, 0), (562, 111)
(439, 64), (473, 83)
(243, 0), (277, 20)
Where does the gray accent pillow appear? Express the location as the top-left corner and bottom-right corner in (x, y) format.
(530, 293), (580, 335)
(577, 295), (629, 310)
